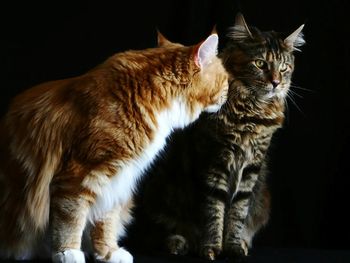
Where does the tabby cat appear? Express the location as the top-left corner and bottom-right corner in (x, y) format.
(0, 33), (228, 263)
(125, 14), (305, 261)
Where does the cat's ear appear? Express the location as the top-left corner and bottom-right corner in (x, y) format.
(157, 30), (172, 47)
(211, 25), (217, 34)
(228, 13), (253, 40)
(284, 24), (305, 51)
(194, 34), (219, 69)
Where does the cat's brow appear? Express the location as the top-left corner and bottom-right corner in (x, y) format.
(266, 52), (273, 62)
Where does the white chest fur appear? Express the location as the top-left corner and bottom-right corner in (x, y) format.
(88, 98), (200, 222)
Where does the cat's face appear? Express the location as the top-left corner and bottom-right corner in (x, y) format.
(223, 14), (304, 101)
(226, 36), (295, 100)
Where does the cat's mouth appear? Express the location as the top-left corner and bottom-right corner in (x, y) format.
(205, 104), (222, 113)
(205, 82), (229, 113)
(259, 83), (289, 99)
(205, 95), (228, 113)
(264, 90), (278, 99)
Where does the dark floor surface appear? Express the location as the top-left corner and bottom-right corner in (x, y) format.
(133, 248), (350, 263)
(1, 248), (349, 263)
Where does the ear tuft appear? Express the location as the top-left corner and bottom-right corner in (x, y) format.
(284, 24), (305, 51)
(195, 34), (219, 69)
(157, 30), (172, 47)
(228, 13), (253, 41)
(211, 25), (218, 35)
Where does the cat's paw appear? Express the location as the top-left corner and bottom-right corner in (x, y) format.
(224, 240), (249, 261)
(106, 247), (133, 263)
(166, 235), (189, 255)
(52, 249), (85, 263)
(200, 244), (222, 261)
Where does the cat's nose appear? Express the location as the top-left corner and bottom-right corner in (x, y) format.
(271, 80), (280, 88)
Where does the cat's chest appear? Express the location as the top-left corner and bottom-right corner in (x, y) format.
(89, 98), (197, 221)
(225, 129), (273, 166)
(88, 133), (168, 221)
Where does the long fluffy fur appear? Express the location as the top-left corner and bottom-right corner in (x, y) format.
(0, 34), (228, 261)
(125, 17), (304, 261)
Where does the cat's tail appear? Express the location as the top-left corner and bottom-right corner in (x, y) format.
(0, 141), (61, 259)
(0, 105), (63, 258)
(25, 149), (62, 230)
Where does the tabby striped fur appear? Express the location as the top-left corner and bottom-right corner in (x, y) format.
(125, 14), (304, 261)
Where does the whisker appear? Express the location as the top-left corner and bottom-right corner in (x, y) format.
(288, 89), (303, 98)
(284, 97), (290, 125)
(290, 83), (314, 93)
(286, 93), (305, 117)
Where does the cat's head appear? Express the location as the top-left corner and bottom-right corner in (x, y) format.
(222, 13), (305, 100)
(157, 31), (229, 114)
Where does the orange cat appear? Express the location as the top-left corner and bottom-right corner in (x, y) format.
(0, 32), (228, 262)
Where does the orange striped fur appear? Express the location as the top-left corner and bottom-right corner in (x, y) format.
(0, 33), (228, 262)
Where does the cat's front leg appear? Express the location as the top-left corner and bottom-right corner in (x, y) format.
(224, 210), (249, 262)
(90, 201), (133, 263)
(224, 164), (261, 260)
(51, 193), (92, 263)
(199, 150), (236, 261)
(224, 195), (250, 260)
(199, 196), (225, 261)
(241, 176), (270, 250)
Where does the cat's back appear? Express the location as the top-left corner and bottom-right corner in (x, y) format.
(0, 44), (187, 157)
(102, 45), (191, 79)
(3, 76), (85, 140)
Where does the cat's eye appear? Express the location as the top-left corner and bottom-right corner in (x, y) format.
(280, 63), (288, 72)
(254, 59), (267, 69)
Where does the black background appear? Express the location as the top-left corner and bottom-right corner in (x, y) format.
(0, 0), (349, 261)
